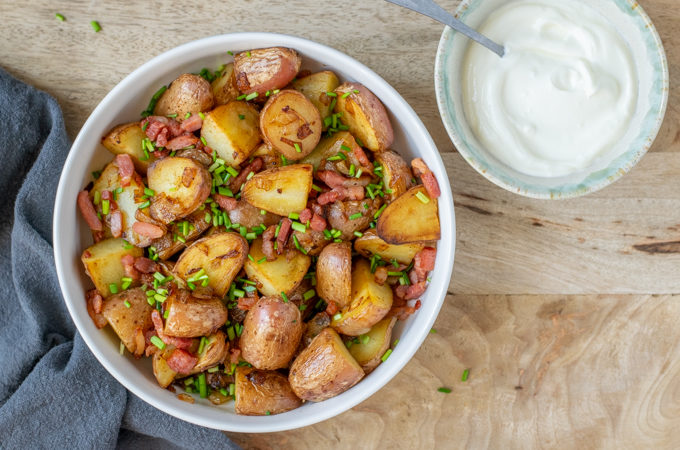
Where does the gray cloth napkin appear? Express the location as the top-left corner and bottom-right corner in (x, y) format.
(0, 67), (240, 450)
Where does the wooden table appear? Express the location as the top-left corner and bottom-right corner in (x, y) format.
(2, 0), (679, 448)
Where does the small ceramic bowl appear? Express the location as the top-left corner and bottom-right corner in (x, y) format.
(53, 33), (456, 432)
(435, 0), (668, 199)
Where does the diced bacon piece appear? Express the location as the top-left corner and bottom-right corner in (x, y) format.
(299, 208), (313, 224)
(132, 221), (165, 239)
(317, 189), (341, 205)
(151, 310), (193, 350)
(310, 213), (327, 231)
(133, 256), (159, 274)
(237, 294), (259, 311)
(413, 247), (436, 282)
(86, 289), (107, 329)
(115, 154), (135, 187)
(166, 349), (198, 374)
(77, 190), (103, 231)
(214, 194), (238, 211)
(310, 202), (325, 217)
(394, 284), (409, 300)
(133, 328), (145, 358)
(101, 190), (112, 201)
(229, 157), (264, 192)
(353, 145), (371, 168)
(166, 133), (199, 151)
(180, 114), (203, 132)
(262, 225), (277, 261)
(156, 128), (169, 147)
(411, 158), (441, 199)
(374, 266), (388, 286)
(388, 300), (421, 320)
(325, 300), (339, 316)
(404, 281), (427, 300)
(144, 119), (164, 141)
(229, 348), (241, 364)
(276, 218), (292, 255)
(109, 210), (123, 238)
(344, 186), (365, 200)
(316, 170), (347, 189)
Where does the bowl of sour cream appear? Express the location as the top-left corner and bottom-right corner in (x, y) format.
(435, 0), (668, 198)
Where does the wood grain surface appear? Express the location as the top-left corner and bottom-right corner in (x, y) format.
(1, 0), (678, 448)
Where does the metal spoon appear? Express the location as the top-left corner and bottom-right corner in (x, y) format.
(384, 0), (505, 57)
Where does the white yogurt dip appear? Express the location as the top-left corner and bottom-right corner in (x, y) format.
(461, 0), (638, 177)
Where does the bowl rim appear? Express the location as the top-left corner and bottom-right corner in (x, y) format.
(53, 32), (456, 432)
(434, 0), (669, 199)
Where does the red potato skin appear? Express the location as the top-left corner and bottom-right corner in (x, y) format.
(234, 47), (301, 97)
(334, 82), (394, 152)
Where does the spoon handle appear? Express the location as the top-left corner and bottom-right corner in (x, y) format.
(385, 0), (505, 57)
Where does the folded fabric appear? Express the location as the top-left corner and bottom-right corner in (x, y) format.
(0, 67), (240, 450)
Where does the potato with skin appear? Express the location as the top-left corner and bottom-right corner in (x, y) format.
(174, 232), (248, 297)
(327, 198), (382, 241)
(334, 82), (393, 152)
(244, 238), (311, 297)
(92, 160), (152, 247)
(375, 151), (414, 202)
(149, 209), (212, 260)
(211, 63), (239, 105)
(354, 230), (425, 265)
(331, 259), (393, 336)
(101, 288), (153, 353)
(377, 186), (440, 244)
(235, 366), (302, 416)
(227, 200), (280, 230)
(316, 242), (352, 308)
(242, 164), (313, 216)
(251, 142), (281, 170)
(147, 157), (211, 224)
(260, 90), (322, 160)
(348, 317), (397, 373)
(101, 122), (157, 174)
(289, 327), (364, 402)
(81, 238), (143, 297)
(292, 71), (340, 120)
(302, 131), (367, 177)
(153, 73), (214, 119)
(233, 47), (301, 98)
(189, 331), (229, 374)
(163, 290), (228, 338)
(200, 101), (261, 167)
(153, 351), (178, 388)
(240, 296), (303, 370)
(291, 229), (329, 256)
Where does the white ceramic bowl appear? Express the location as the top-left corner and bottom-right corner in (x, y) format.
(435, 0), (668, 198)
(53, 33), (456, 432)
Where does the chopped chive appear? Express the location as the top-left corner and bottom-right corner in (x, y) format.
(236, 94), (247, 100)
(349, 164), (356, 177)
(415, 191), (430, 204)
(360, 335), (370, 345)
(124, 300), (131, 308)
(101, 199), (110, 215)
(246, 51), (251, 57)
(245, 92), (258, 101)
(349, 212), (362, 220)
(245, 232), (256, 240)
(292, 234), (307, 254)
(326, 91), (337, 97)
(438, 387), (452, 394)
(246, 171), (254, 180)
(238, 114), (245, 120)
(311, 184), (322, 192)
(108, 283), (118, 294)
(150, 335), (165, 350)
(144, 187), (155, 197)
(354, 231), (363, 238)
(381, 349), (392, 362)
(430, 328), (437, 333)
(141, 85), (168, 117)
(93, 190), (101, 206)
(247, 254), (255, 262)
(55, 13), (66, 21)
(198, 336), (207, 354)
(291, 221), (306, 233)
(356, 137), (364, 147)
(257, 256), (267, 264)
(265, 411), (271, 416)
(462, 369), (470, 382)
(272, 89), (280, 94)
(341, 91), (352, 99)
(227, 326), (235, 341)
(353, 89), (360, 94)
(121, 277), (133, 290)
(333, 313), (342, 321)
(207, 366), (219, 373)
(138, 200), (151, 209)
(303, 289), (315, 301)
(199, 112), (206, 120)
(374, 204), (387, 219)
(281, 292), (289, 303)
(90, 20), (101, 32)
(166, 113), (178, 118)
(294, 143), (301, 153)
(184, 112), (192, 119)
(198, 373), (207, 398)
(299, 304), (307, 311)
(123, 240), (133, 249)
(260, 209), (266, 215)
(226, 166), (239, 177)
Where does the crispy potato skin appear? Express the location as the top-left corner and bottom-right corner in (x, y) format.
(242, 164), (313, 216)
(244, 238), (311, 297)
(289, 327), (364, 402)
(292, 71), (340, 120)
(353, 229), (424, 265)
(189, 330), (229, 374)
(377, 186), (440, 244)
(348, 317), (396, 373)
(153, 352), (178, 388)
(240, 296), (303, 370)
(163, 291), (228, 338)
(101, 122), (157, 174)
(174, 232), (248, 297)
(211, 63), (239, 105)
(153, 73), (214, 119)
(316, 242), (352, 308)
(333, 82), (393, 152)
(147, 157), (212, 224)
(200, 101), (261, 167)
(228, 201), (280, 230)
(235, 367), (302, 415)
(331, 259), (393, 336)
(82, 238), (143, 297)
(260, 90), (322, 160)
(101, 288), (153, 353)
(375, 151), (414, 202)
(234, 47), (301, 97)
(327, 198), (382, 241)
